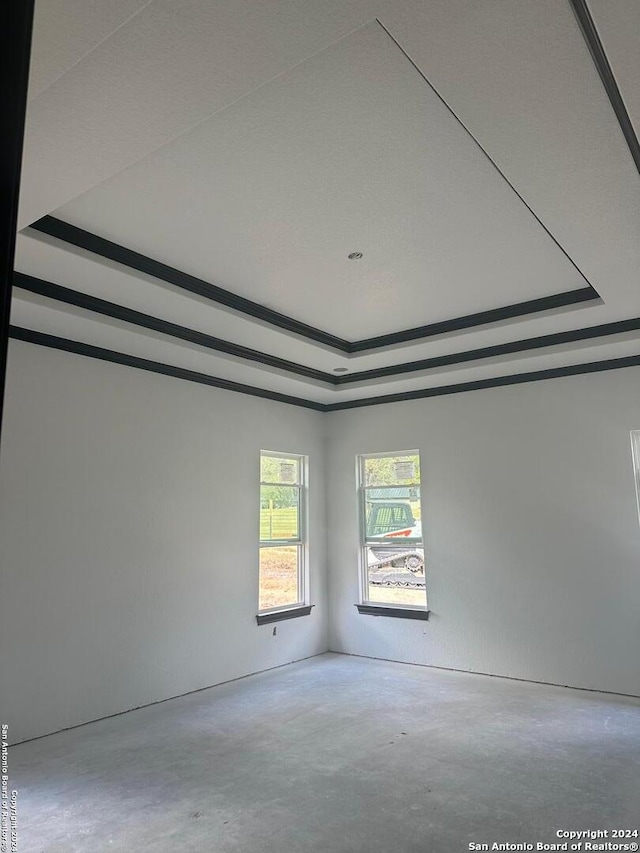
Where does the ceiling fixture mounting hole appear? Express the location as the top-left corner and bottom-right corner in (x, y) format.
(333, 367), (348, 373)
(348, 252), (363, 260)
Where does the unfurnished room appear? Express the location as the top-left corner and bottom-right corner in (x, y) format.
(0, 1), (639, 851)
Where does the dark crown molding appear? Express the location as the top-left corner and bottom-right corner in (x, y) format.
(28, 215), (348, 351)
(10, 2), (640, 411)
(327, 353), (640, 411)
(0, 0), (35, 447)
(348, 287), (598, 352)
(13, 271), (639, 388)
(9, 326), (640, 412)
(28, 215), (599, 356)
(9, 327), (326, 411)
(569, 0), (640, 177)
(26, 13), (605, 354)
(14, 271), (640, 388)
(13, 272), (332, 385)
(339, 317), (640, 384)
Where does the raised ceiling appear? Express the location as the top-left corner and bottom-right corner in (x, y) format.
(11, 0), (640, 409)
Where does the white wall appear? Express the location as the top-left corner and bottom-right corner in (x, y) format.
(0, 341), (328, 743)
(2, 343), (639, 744)
(326, 369), (640, 697)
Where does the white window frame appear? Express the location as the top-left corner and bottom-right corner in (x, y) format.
(357, 450), (426, 610)
(259, 450), (308, 614)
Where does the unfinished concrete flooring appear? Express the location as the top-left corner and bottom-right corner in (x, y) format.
(10, 653), (640, 852)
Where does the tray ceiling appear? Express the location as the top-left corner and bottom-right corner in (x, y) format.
(11, 0), (640, 409)
(51, 21), (588, 340)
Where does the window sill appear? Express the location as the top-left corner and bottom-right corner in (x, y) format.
(256, 605), (314, 625)
(356, 604), (430, 621)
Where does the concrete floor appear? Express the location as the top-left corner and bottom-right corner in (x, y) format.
(9, 653), (640, 852)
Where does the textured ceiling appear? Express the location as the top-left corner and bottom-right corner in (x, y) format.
(11, 0), (640, 408)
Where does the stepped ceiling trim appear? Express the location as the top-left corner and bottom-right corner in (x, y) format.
(569, 0), (640, 176)
(10, 0), (640, 409)
(28, 217), (600, 354)
(9, 326), (640, 412)
(12, 271), (640, 388)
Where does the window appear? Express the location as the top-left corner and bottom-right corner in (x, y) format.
(259, 451), (307, 613)
(357, 451), (427, 611)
